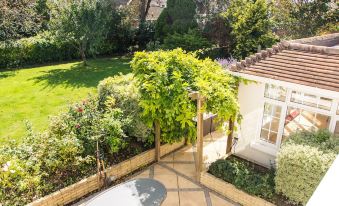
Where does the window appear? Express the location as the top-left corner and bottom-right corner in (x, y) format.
(260, 103), (282, 144)
(290, 91), (332, 111)
(335, 122), (339, 136)
(283, 107), (331, 141)
(264, 84), (287, 101)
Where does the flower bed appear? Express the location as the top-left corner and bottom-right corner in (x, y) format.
(200, 172), (274, 206)
(205, 155), (298, 206)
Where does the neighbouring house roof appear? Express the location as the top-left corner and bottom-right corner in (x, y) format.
(230, 33), (339, 92)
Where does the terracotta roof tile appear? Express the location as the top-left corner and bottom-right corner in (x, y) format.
(230, 33), (339, 92)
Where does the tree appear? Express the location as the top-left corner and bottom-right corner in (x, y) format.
(155, 0), (198, 41)
(0, 0), (44, 41)
(139, 0), (152, 23)
(50, 0), (112, 65)
(272, 0), (338, 39)
(223, 0), (277, 59)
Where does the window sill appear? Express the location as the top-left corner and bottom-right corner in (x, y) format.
(250, 141), (278, 156)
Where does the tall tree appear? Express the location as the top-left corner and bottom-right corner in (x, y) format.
(50, 0), (112, 65)
(223, 0), (277, 59)
(155, 0), (198, 41)
(0, 0), (44, 41)
(272, 0), (338, 39)
(139, 0), (152, 23)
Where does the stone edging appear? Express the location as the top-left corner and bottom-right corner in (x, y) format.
(200, 172), (275, 206)
(27, 141), (185, 206)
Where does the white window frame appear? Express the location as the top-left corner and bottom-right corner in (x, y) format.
(255, 84), (339, 154)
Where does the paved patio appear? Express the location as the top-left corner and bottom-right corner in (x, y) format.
(74, 131), (237, 206)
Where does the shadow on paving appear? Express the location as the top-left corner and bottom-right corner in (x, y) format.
(30, 57), (131, 89)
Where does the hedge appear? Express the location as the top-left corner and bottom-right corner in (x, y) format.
(0, 32), (80, 69)
(275, 143), (336, 205)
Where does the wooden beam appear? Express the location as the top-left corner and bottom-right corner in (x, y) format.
(189, 91), (199, 100)
(155, 120), (161, 162)
(226, 118), (234, 154)
(196, 96), (204, 182)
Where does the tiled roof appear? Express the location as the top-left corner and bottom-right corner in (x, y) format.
(230, 33), (339, 92)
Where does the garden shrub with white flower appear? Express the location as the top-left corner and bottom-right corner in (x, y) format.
(275, 129), (338, 205)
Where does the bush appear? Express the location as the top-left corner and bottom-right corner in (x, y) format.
(275, 143), (336, 205)
(208, 156), (275, 200)
(0, 32), (79, 69)
(162, 30), (213, 51)
(98, 74), (153, 144)
(285, 129), (339, 153)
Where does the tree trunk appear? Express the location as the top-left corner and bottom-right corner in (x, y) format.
(139, 0), (152, 23)
(81, 49), (87, 66)
(226, 118), (234, 154)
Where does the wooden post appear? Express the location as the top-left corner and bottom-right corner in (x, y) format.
(226, 118), (234, 154)
(196, 95), (204, 182)
(154, 120), (161, 162)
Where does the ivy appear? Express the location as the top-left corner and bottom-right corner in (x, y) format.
(131, 49), (239, 143)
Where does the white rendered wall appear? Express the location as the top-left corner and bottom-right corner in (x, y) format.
(233, 82), (276, 168)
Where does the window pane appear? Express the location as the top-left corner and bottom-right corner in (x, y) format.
(291, 91), (332, 111)
(262, 115), (270, 130)
(260, 129), (269, 141)
(269, 132), (278, 144)
(334, 122), (339, 136)
(264, 84), (286, 101)
(283, 107), (331, 141)
(319, 97), (332, 111)
(271, 118), (280, 132)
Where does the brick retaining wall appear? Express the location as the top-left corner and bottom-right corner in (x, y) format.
(28, 140), (184, 206)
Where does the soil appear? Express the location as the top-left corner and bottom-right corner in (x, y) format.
(106, 137), (153, 166)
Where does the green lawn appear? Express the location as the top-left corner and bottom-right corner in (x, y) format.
(0, 57), (131, 143)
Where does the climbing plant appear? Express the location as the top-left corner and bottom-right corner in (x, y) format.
(131, 49), (239, 143)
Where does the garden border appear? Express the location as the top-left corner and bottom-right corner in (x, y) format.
(27, 140), (185, 206)
(200, 172), (275, 206)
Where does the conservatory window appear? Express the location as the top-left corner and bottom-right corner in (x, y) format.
(290, 91), (332, 111)
(282, 107), (331, 141)
(334, 122), (339, 136)
(260, 103), (282, 144)
(264, 84), (287, 102)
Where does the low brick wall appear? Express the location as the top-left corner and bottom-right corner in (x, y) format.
(200, 172), (275, 206)
(28, 141), (185, 206)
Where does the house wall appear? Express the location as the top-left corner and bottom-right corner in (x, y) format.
(233, 82), (276, 168)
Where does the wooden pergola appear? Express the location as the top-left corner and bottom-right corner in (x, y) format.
(153, 91), (234, 182)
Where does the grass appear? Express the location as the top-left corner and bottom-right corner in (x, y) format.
(0, 57), (131, 143)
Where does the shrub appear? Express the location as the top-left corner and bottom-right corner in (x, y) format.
(275, 143), (336, 205)
(0, 32), (79, 69)
(162, 30), (213, 51)
(208, 156), (275, 200)
(98, 74), (153, 144)
(285, 129), (339, 153)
